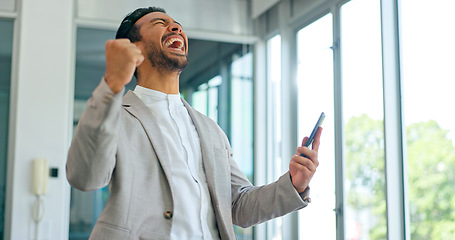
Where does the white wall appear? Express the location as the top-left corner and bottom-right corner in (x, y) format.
(5, 0), (74, 239)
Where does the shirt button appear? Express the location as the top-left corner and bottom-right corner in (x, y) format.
(164, 211), (173, 219)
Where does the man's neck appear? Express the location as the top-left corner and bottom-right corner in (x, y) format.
(137, 68), (181, 94)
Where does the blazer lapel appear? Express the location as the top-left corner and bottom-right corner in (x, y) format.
(181, 99), (228, 201)
(122, 91), (173, 180)
(182, 99), (235, 239)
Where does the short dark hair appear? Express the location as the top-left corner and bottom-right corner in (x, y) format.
(115, 7), (166, 41)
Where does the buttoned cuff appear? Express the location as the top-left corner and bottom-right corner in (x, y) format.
(298, 187), (311, 204)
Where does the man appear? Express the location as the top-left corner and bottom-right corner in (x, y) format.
(66, 6), (322, 240)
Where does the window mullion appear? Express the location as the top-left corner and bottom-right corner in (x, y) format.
(331, 5), (345, 240)
(380, 0), (409, 239)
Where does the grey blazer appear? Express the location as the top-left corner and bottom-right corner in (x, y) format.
(67, 80), (310, 240)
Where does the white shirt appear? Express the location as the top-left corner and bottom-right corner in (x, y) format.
(133, 86), (219, 240)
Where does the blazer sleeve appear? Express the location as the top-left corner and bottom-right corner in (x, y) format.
(227, 133), (311, 228)
(66, 78), (124, 191)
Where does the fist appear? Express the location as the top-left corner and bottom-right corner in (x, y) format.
(104, 39), (144, 93)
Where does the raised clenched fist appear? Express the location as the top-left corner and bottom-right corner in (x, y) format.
(104, 39), (145, 93)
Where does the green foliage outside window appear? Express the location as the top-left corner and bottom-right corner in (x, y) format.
(407, 120), (455, 239)
(345, 115), (455, 239)
(345, 114), (386, 239)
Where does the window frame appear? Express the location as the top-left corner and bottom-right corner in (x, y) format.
(259, 0), (409, 239)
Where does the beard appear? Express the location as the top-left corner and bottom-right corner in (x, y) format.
(145, 40), (188, 73)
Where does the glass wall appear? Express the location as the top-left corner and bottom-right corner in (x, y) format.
(401, 0), (455, 239)
(296, 14), (336, 240)
(0, 18), (14, 240)
(341, 0), (386, 239)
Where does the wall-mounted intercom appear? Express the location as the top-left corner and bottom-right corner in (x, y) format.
(33, 158), (48, 196)
(32, 158), (48, 240)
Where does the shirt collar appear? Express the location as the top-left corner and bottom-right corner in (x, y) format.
(133, 85), (182, 105)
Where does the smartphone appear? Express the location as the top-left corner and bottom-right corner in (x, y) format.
(300, 112), (325, 157)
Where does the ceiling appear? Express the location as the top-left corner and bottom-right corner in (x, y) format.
(0, 20), (247, 100)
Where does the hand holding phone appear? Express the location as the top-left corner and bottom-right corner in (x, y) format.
(300, 112), (325, 157)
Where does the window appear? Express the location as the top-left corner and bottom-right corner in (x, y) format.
(231, 52), (254, 240)
(256, 0), (455, 238)
(266, 34), (283, 240)
(401, 0), (455, 238)
(296, 14), (336, 240)
(231, 52), (254, 182)
(266, 35), (282, 184)
(341, 0), (386, 239)
(191, 75), (222, 122)
(0, 18), (14, 240)
(191, 83), (209, 116)
(295, 2), (386, 238)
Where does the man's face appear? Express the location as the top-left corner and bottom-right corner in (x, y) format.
(135, 12), (189, 72)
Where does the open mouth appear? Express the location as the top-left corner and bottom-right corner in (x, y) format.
(163, 36), (185, 53)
